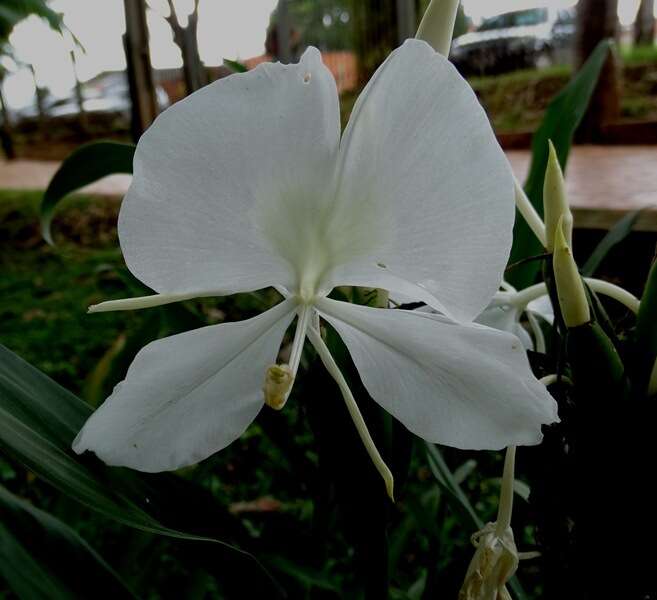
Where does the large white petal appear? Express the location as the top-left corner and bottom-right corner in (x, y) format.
(119, 47), (340, 296)
(327, 39), (514, 321)
(316, 298), (558, 450)
(73, 299), (297, 471)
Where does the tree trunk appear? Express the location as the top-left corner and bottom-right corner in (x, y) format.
(0, 78), (16, 160)
(166, 0), (206, 95)
(70, 50), (88, 132)
(275, 0), (292, 64)
(575, 0), (620, 142)
(354, 0), (399, 82)
(123, 0), (158, 141)
(634, 0), (655, 46)
(395, 0), (417, 44)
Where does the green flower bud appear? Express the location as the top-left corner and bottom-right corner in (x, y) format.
(553, 216), (590, 328)
(544, 140), (573, 253)
(415, 0), (460, 57)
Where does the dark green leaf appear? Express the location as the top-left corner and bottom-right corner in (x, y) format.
(0, 484), (136, 599)
(508, 39), (613, 288)
(424, 443), (482, 530)
(263, 555), (338, 592)
(581, 209), (644, 276)
(0, 0), (63, 40)
(0, 344), (283, 595)
(40, 141), (135, 244)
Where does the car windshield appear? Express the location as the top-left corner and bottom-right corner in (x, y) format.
(479, 8), (549, 31)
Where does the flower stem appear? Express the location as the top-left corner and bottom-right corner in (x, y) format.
(307, 326), (395, 501)
(514, 177), (547, 248)
(495, 445), (516, 535)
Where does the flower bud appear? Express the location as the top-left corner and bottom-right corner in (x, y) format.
(543, 140), (573, 253)
(553, 216), (590, 328)
(415, 0), (460, 57)
(263, 364), (293, 410)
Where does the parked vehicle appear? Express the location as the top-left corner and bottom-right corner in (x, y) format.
(450, 7), (576, 76)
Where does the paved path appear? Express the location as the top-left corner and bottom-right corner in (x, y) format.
(1, 145), (656, 230)
(506, 145), (657, 231)
(0, 159), (132, 197)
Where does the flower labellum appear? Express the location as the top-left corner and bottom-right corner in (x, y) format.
(73, 42), (558, 497)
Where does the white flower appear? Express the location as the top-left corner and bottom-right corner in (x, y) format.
(477, 282), (554, 352)
(73, 41), (558, 490)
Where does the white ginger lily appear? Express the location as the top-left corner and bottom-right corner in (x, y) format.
(73, 41), (558, 495)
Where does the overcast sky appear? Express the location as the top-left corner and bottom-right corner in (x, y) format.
(2, 0), (653, 108)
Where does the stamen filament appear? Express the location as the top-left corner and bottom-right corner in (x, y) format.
(307, 326), (395, 501)
(88, 291), (219, 313)
(288, 304), (313, 378)
(514, 177), (547, 248)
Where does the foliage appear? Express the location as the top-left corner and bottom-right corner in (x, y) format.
(284, 0), (355, 51)
(0, 0), (63, 42)
(620, 43), (657, 65)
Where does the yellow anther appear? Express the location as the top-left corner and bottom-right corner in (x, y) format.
(263, 364), (293, 410)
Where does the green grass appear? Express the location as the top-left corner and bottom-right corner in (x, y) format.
(0, 190), (141, 394)
(468, 64), (571, 91)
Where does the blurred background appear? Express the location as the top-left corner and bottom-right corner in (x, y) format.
(0, 0), (655, 159)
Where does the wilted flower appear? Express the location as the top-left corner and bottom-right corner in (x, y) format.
(73, 41), (558, 495)
(459, 521), (519, 600)
(459, 446), (539, 600)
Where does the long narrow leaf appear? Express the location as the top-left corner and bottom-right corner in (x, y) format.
(581, 208), (644, 276)
(0, 344), (283, 595)
(0, 484), (136, 600)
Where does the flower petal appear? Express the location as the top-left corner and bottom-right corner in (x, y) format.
(329, 39), (515, 321)
(119, 47), (340, 296)
(527, 295), (554, 325)
(316, 298), (558, 449)
(475, 304), (533, 351)
(73, 299), (297, 471)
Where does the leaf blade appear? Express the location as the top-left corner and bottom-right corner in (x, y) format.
(40, 141), (135, 244)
